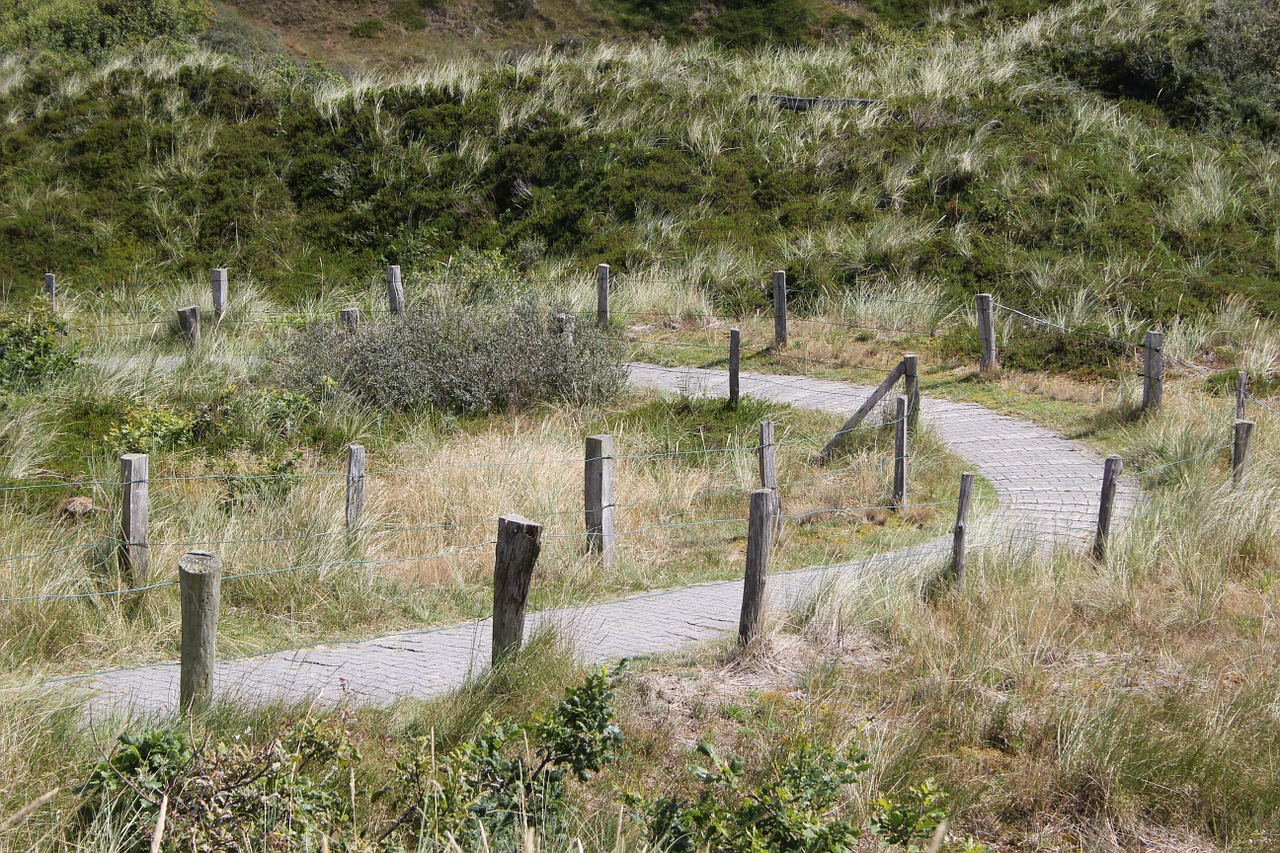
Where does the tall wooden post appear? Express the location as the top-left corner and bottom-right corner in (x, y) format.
(758, 421), (782, 533)
(211, 268), (228, 322)
(739, 489), (777, 647)
(772, 270), (788, 348)
(585, 435), (616, 568)
(950, 473), (975, 588)
(341, 307), (360, 331)
(1142, 331), (1163, 411)
(177, 306), (200, 344)
(728, 328), (741, 407)
(492, 515), (543, 664)
(892, 396), (908, 508)
(346, 444), (366, 533)
(1236, 370), (1248, 420)
(386, 265), (404, 315)
(903, 353), (920, 437)
(44, 273), (55, 311)
(1233, 420), (1255, 488)
(596, 263), (610, 328)
(119, 453), (149, 587)
(179, 551), (222, 711)
(976, 294), (996, 373)
(1092, 456), (1123, 561)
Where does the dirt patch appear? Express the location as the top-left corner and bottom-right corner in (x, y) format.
(622, 631), (892, 748)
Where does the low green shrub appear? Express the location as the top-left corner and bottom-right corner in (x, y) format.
(0, 309), (76, 392)
(105, 404), (196, 454)
(0, 0), (212, 59)
(76, 717), (357, 851)
(349, 18), (384, 38)
(276, 301), (626, 415)
(998, 321), (1133, 378)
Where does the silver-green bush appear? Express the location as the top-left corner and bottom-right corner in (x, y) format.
(277, 302), (626, 415)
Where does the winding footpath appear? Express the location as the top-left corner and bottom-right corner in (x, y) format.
(72, 364), (1136, 716)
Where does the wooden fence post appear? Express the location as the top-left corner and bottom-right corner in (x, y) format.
(892, 396), (908, 509)
(976, 294), (996, 373)
(1142, 331), (1163, 411)
(1236, 370), (1248, 420)
(346, 444), (365, 533)
(553, 312), (576, 345)
(211, 268), (228, 322)
(950, 473), (975, 588)
(585, 435), (616, 568)
(386, 265), (404, 315)
(492, 515), (543, 664)
(44, 273), (55, 311)
(1092, 456), (1123, 561)
(119, 453), (149, 587)
(739, 489), (777, 646)
(729, 328), (741, 407)
(179, 551), (222, 711)
(758, 421), (782, 533)
(903, 353), (920, 437)
(596, 263), (610, 328)
(177, 306), (200, 345)
(772, 270), (788, 348)
(1233, 420), (1254, 488)
(341, 307), (360, 331)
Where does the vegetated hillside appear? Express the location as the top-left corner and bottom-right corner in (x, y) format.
(211, 0), (1047, 65)
(0, 0), (1277, 316)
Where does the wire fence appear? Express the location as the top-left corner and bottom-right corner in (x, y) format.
(4, 270), (1269, 687)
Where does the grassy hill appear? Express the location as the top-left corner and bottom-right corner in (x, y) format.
(0, 0), (1276, 319)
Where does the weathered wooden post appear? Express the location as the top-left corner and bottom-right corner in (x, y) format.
(1233, 420), (1254, 488)
(772, 270), (788, 348)
(950, 473), (975, 588)
(346, 444), (365, 533)
(1092, 456), (1123, 561)
(179, 551), (222, 711)
(729, 328), (741, 407)
(119, 453), (149, 587)
(903, 353), (920, 437)
(341, 307), (360, 331)
(596, 263), (610, 328)
(492, 515), (543, 664)
(211, 268), (228, 322)
(585, 435), (616, 568)
(177, 306), (200, 344)
(1236, 370), (1248, 420)
(386, 265), (404, 315)
(1142, 331), (1163, 411)
(44, 273), (55, 311)
(739, 489), (777, 646)
(892, 396), (908, 509)
(553, 312), (576, 345)
(976, 294), (996, 374)
(758, 421), (782, 532)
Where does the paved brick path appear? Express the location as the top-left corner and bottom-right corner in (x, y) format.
(74, 364), (1135, 715)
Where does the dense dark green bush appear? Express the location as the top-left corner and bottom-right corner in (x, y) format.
(1190, 0), (1280, 134)
(349, 18), (385, 38)
(0, 0), (212, 59)
(998, 321), (1134, 378)
(277, 301), (626, 415)
(1046, 0), (1280, 136)
(0, 309), (76, 391)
